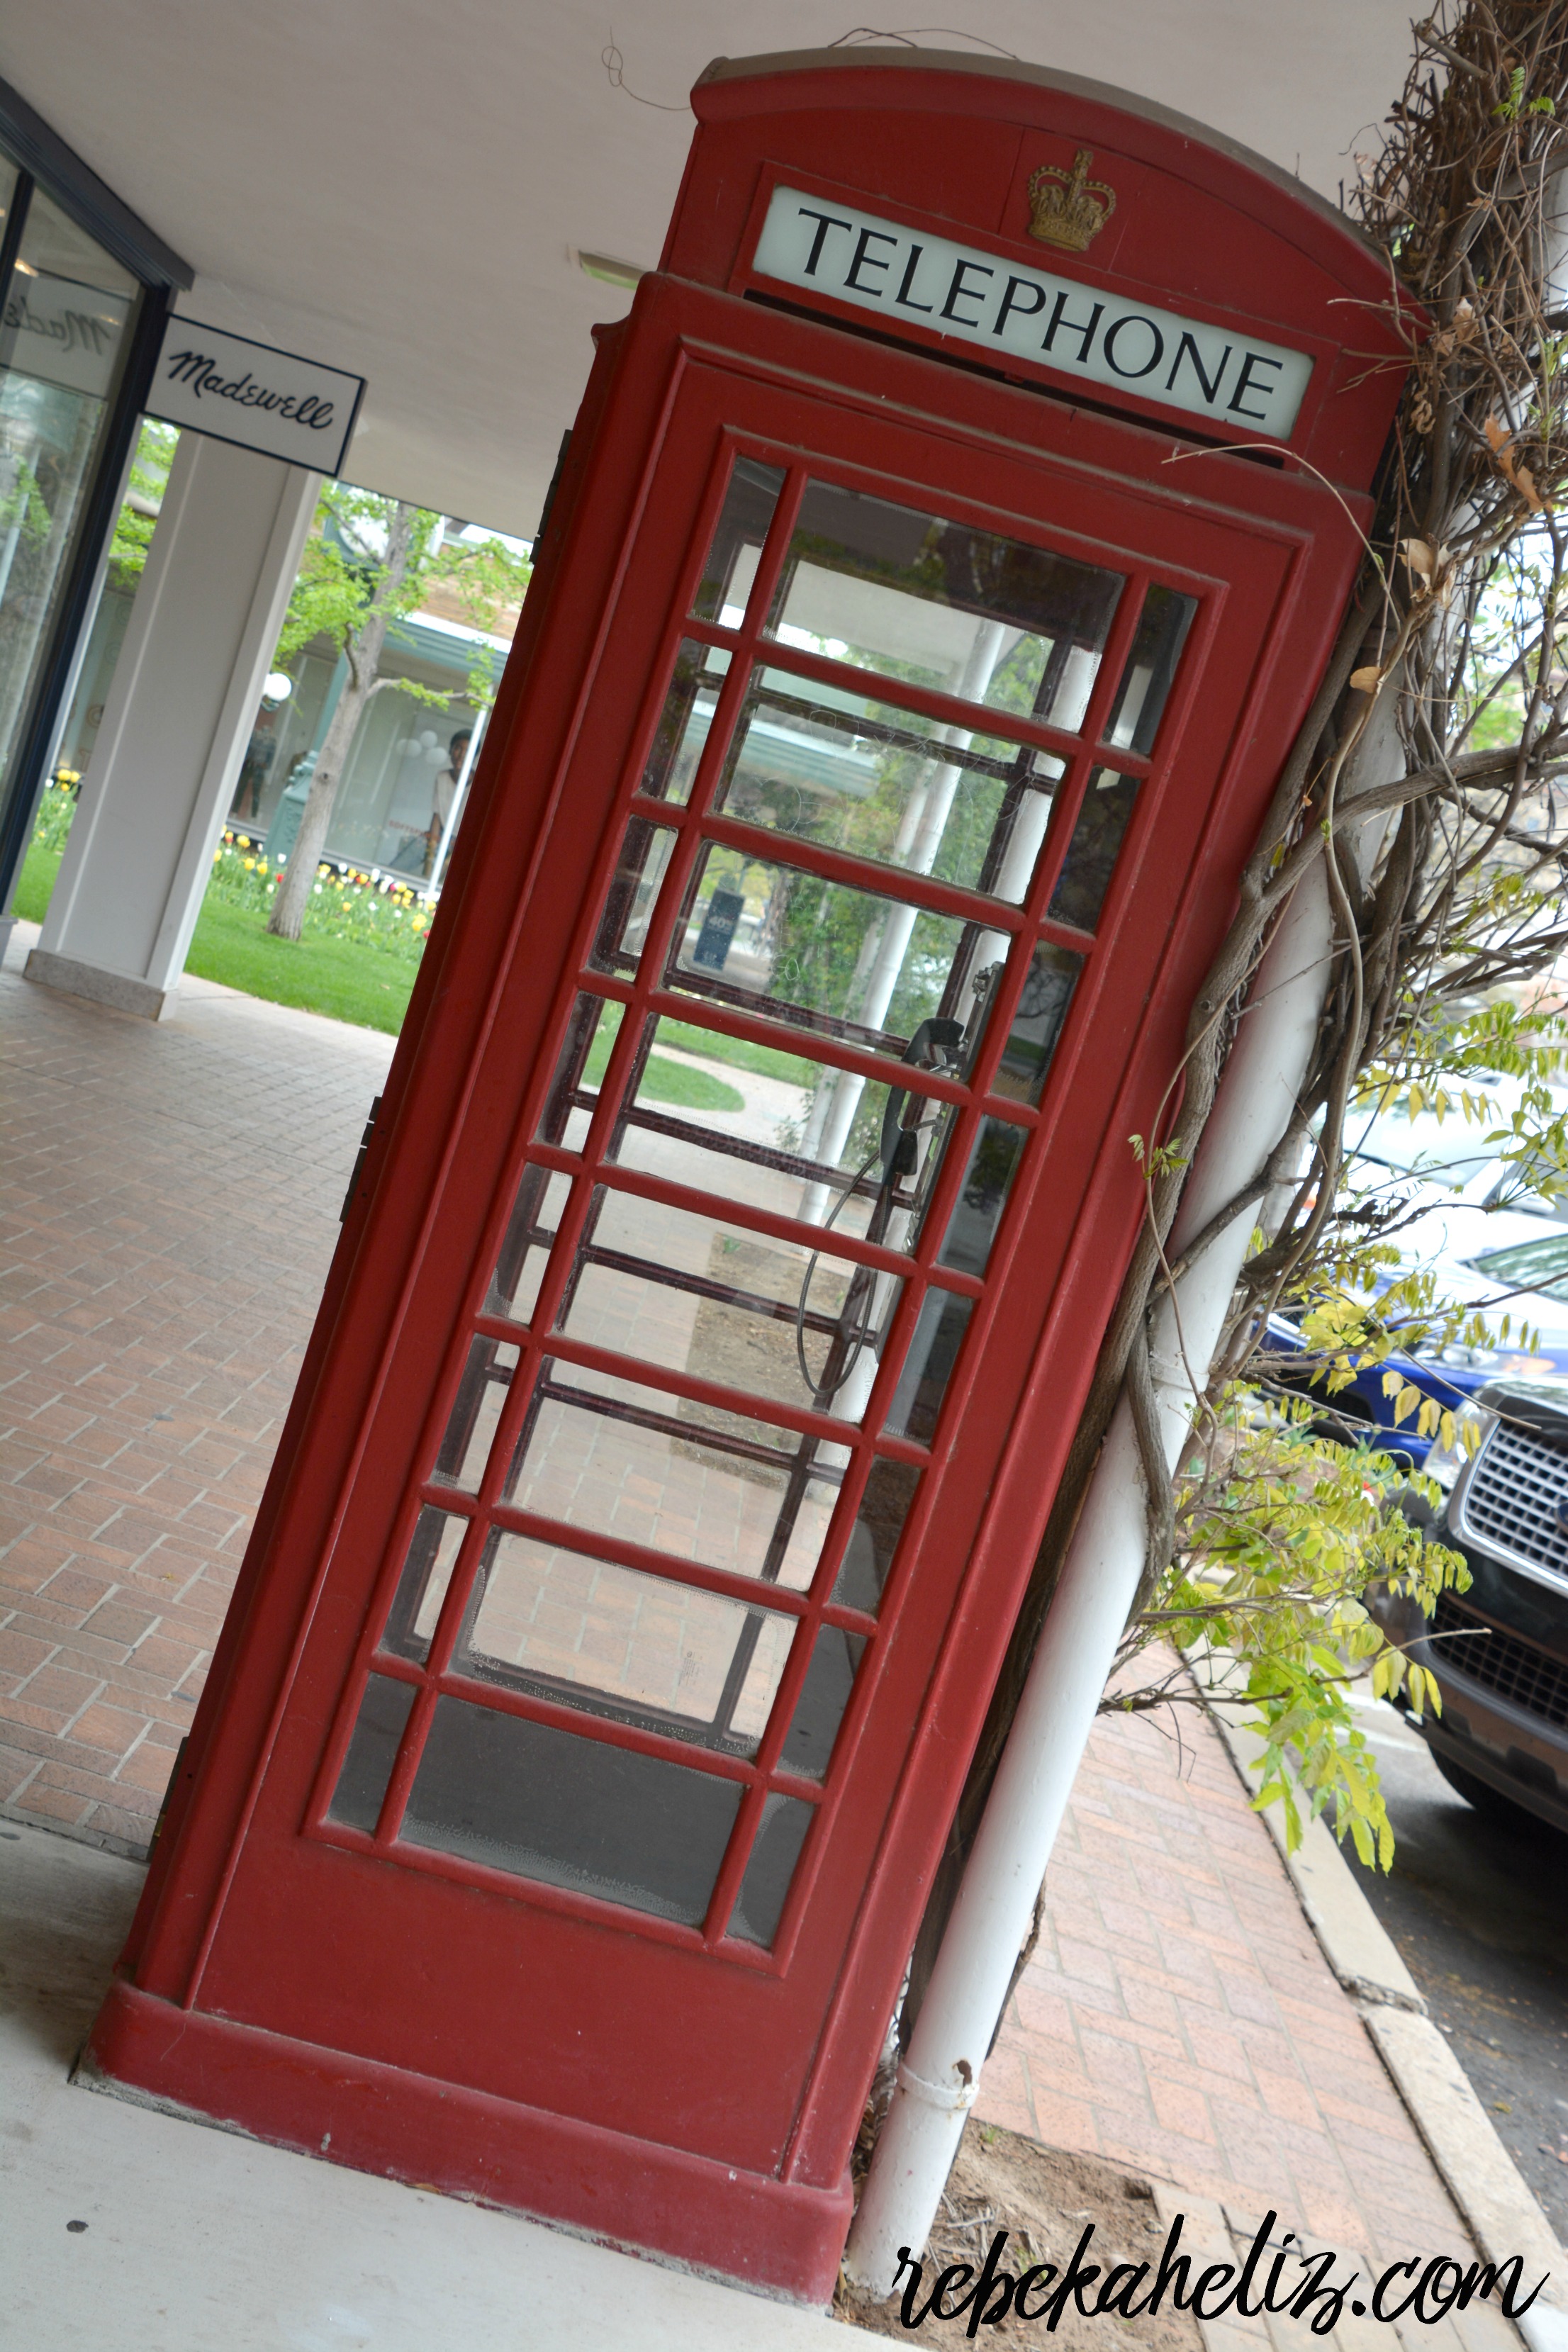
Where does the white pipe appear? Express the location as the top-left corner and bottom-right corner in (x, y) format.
(844, 851), (1338, 2294)
(797, 619), (1011, 1216)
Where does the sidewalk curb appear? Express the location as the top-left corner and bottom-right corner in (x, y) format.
(1207, 1706), (1567, 2352)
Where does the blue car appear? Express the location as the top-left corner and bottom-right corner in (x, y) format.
(1260, 1124), (1568, 1467)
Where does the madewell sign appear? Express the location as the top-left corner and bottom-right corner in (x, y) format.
(146, 317), (365, 476)
(751, 186), (1313, 439)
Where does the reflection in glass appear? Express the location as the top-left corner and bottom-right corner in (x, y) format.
(403, 1694), (744, 1925)
(486, 1164), (572, 1323)
(555, 1187), (902, 1420)
(885, 1288), (974, 1445)
(779, 1624), (865, 1781)
(937, 1120), (1028, 1277)
(1048, 770), (1140, 934)
(993, 943), (1082, 1106)
(716, 666), (1057, 904)
(503, 1359), (834, 1591)
(535, 992), (623, 1150)
(766, 478), (1123, 731)
(383, 1506), (469, 1661)
(0, 179), (142, 870)
(1104, 586), (1197, 756)
(430, 1336), (520, 1493)
(589, 818), (677, 974)
(458, 1531), (795, 1757)
(729, 1791), (814, 1947)
(640, 638), (730, 805)
(671, 841), (982, 1061)
(693, 457), (785, 625)
(329, 1673), (416, 1830)
(830, 1457), (922, 1613)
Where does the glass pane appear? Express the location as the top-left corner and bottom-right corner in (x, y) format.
(670, 839), (997, 1063)
(885, 1288), (974, 1445)
(535, 992), (623, 1150)
(610, 1014), (914, 1243)
(729, 1791), (814, 1947)
(1104, 586), (1196, 756)
(715, 663), (1064, 904)
(937, 1119), (1028, 1277)
(640, 637), (729, 805)
(383, 1506), (469, 1661)
(693, 456), (785, 625)
(830, 1457), (922, 1613)
(430, 1336), (519, 1492)
(457, 1530), (797, 1756)
(328, 1674), (416, 1831)
(556, 1187), (903, 1420)
(588, 817), (677, 974)
(779, 1623), (866, 1781)
(1047, 769), (1139, 934)
(503, 1359), (835, 1591)
(487, 1163), (573, 1323)
(766, 478), (1123, 730)
(0, 185), (142, 856)
(993, 942), (1082, 1106)
(404, 1694), (743, 1925)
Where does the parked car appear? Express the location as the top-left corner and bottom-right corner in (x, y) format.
(1262, 1111), (1568, 1467)
(1371, 1377), (1568, 1835)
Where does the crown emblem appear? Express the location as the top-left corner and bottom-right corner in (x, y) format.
(1026, 149), (1116, 252)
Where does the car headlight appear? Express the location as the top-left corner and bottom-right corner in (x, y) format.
(1421, 1402), (1497, 1489)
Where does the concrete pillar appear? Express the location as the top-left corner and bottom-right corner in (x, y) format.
(27, 433), (321, 1019)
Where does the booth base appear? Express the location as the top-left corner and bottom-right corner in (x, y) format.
(89, 1978), (852, 2305)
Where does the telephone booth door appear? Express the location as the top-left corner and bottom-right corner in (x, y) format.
(95, 52), (1409, 2307)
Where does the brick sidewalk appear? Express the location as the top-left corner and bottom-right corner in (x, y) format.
(0, 936), (1506, 2307)
(979, 1693), (1482, 2280)
(0, 929), (390, 1852)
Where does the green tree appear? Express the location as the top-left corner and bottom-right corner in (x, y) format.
(265, 487), (530, 940)
(106, 420), (179, 583)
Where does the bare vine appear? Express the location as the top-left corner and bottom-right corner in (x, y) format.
(902, 0), (1568, 2031)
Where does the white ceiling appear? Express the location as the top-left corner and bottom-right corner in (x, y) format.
(3, 2), (1417, 538)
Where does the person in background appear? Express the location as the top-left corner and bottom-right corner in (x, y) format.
(425, 728), (470, 875)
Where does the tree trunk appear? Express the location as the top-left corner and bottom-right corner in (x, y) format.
(267, 502), (422, 941)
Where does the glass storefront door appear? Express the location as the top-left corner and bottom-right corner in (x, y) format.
(0, 125), (175, 912)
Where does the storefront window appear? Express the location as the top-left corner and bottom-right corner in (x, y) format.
(0, 168), (145, 873)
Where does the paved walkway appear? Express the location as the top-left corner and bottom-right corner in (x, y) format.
(0, 932), (1530, 2318)
(980, 1693), (1492, 2282)
(0, 925), (391, 1852)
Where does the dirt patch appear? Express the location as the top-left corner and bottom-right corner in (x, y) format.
(834, 2122), (1201, 2350)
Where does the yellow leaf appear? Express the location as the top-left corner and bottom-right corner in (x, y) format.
(1400, 537), (1436, 581)
(1350, 665), (1385, 693)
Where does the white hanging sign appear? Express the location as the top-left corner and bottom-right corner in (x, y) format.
(750, 186), (1314, 440)
(145, 316), (365, 475)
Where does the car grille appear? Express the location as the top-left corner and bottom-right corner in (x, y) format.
(1430, 1591), (1568, 1729)
(1457, 1421), (1568, 1584)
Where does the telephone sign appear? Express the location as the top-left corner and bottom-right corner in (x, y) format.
(93, 50), (1411, 2305)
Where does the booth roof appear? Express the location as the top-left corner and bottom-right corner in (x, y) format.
(4, 4), (1418, 539)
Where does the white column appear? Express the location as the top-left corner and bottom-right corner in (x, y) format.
(27, 433), (320, 1020)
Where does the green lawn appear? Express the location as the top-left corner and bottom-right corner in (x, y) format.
(184, 897), (421, 1032)
(13, 839), (62, 924)
(14, 825), (817, 1080)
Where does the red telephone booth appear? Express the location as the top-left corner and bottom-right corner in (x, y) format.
(93, 51), (1410, 2302)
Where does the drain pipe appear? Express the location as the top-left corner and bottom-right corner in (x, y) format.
(844, 845), (1340, 2295)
